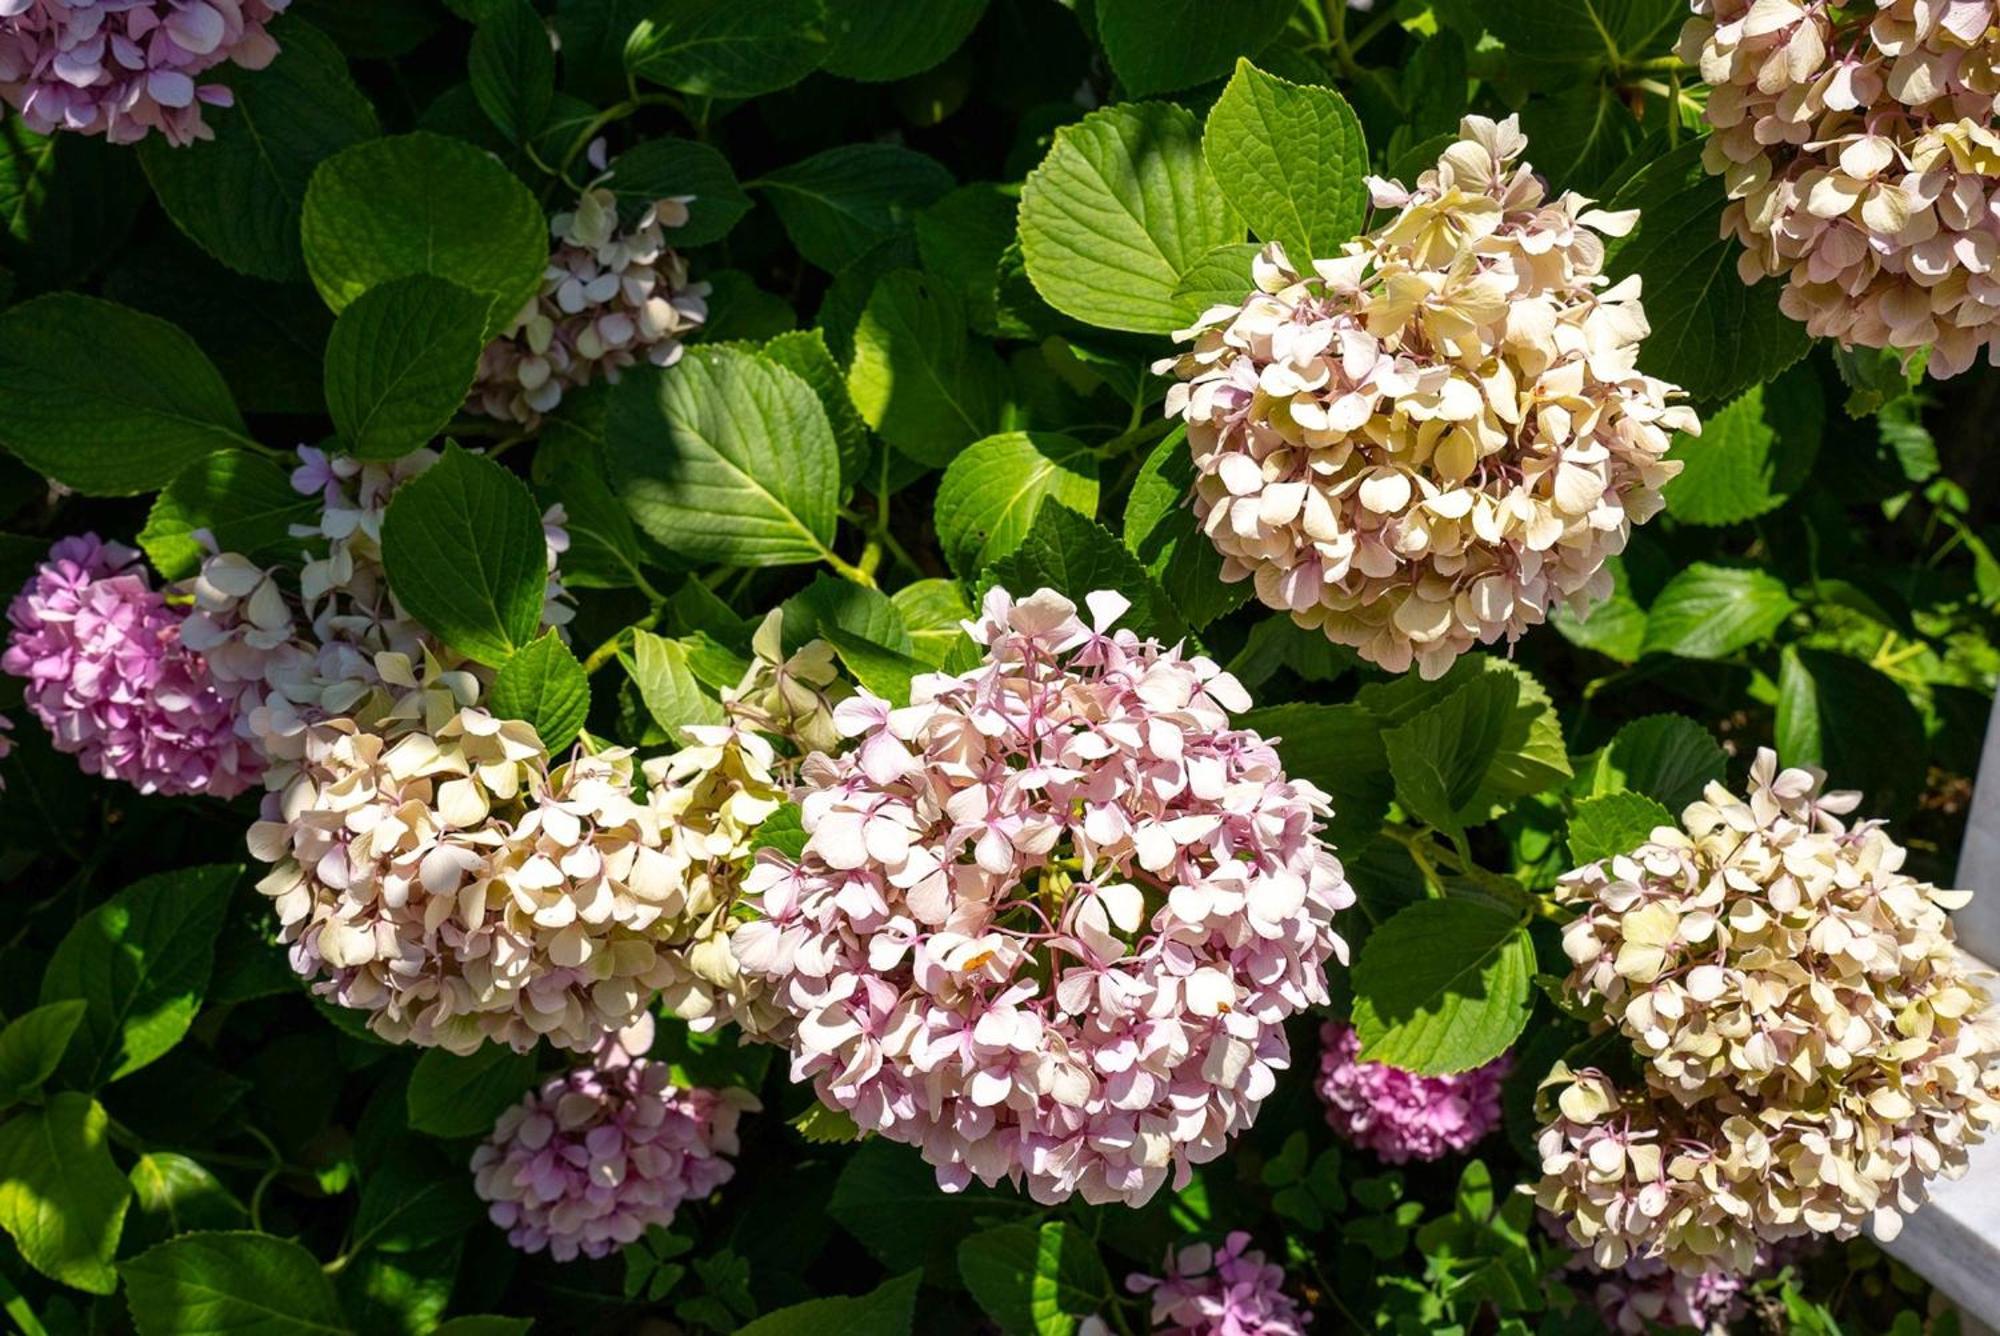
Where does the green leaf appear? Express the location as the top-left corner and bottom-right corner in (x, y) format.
(324, 275), (489, 461)
(470, 0), (556, 143)
(1203, 61), (1368, 262)
(406, 1044), (538, 1140)
(1096, 0), (1296, 95)
(490, 632), (590, 753)
(351, 1145), (483, 1256)
(829, 1140), (1034, 1284)
(916, 183), (1018, 336)
(1566, 791), (1673, 866)
(1550, 555), (1647, 663)
(789, 1102), (864, 1144)
(1382, 671), (1516, 842)
(1516, 83), (1644, 194)
(892, 580), (973, 666)
(935, 431), (1099, 577)
(302, 132), (548, 339)
(0, 1094), (130, 1295)
(958, 1221), (1112, 1336)
(555, 0), (649, 100)
(1351, 899), (1534, 1076)
(625, 631), (726, 740)
(136, 20), (377, 282)
(779, 575), (914, 655)
(823, 0), (990, 81)
(0, 294), (253, 495)
(1604, 137), (1811, 403)
(605, 346), (841, 568)
(626, 0), (831, 98)
(128, 1154), (247, 1242)
(1776, 646), (1926, 819)
(0, 1001), (88, 1108)
(825, 627), (927, 707)
(433, 1320), (532, 1336)
(381, 443), (550, 666)
(1169, 240), (1263, 323)
(1581, 714), (1726, 811)
(605, 137), (751, 247)
(736, 1270), (920, 1336)
(1239, 703), (1393, 854)
(1020, 102), (1245, 334)
(847, 270), (1006, 468)
(0, 126), (150, 293)
(41, 864), (239, 1089)
(983, 502), (1183, 643)
(764, 328), (871, 486)
(1485, 0), (1683, 64)
(1640, 563), (1796, 660)
(758, 145), (954, 274)
(138, 451), (318, 581)
(121, 1231), (348, 1335)
(1122, 423), (1251, 630)
(1663, 369), (1823, 525)
(532, 397), (685, 589)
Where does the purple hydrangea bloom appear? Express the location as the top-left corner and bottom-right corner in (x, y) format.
(1127, 1231), (1309, 1336)
(0, 0), (290, 146)
(3, 534), (261, 797)
(1315, 1021), (1509, 1163)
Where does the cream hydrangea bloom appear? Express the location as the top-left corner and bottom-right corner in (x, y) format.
(1685, 0), (2000, 376)
(1535, 749), (2000, 1274)
(1155, 115), (1697, 678)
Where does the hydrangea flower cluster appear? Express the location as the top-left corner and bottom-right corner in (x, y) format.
(4, 534), (263, 798)
(0, 0), (289, 146)
(1587, 1255), (1750, 1335)
(1315, 1021), (1509, 1163)
(1535, 749), (2000, 1274)
(1125, 1232), (1309, 1336)
(1155, 115), (1698, 679)
(471, 1027), (755, 1262)
(1683, 0), (2000, 377)
(733, 587), (1352, 1206)
(473, 185), (709, 427)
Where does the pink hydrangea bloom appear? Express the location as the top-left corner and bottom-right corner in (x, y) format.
(734, 587), (1352, 1206)
(0, 1), (290, 146)
(1127, 1231), (1309, 1336)
(470, 1030), (756, 1262)
(1315, 1021), (1509, 1163)
(3, 534), (261, 797)
(1589, 1256), (1749, 1335)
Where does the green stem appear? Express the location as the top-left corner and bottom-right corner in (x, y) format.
(823, 547), (878, 589)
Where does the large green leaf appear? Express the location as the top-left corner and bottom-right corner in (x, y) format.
(1383, 671), (1516, 842)
(41, 865), (240, 1089)
(823, 0), (990, 81)
(737, 1270), (921, 1336)
(625, 631), (726, 740)
(138, 451), (318, 581)
(605, 137), (751, 246)
(137, 20), (377, 282)
(847, 270), (1006, 468)
(1485, 0), (1683, 65)
(828, 1140), (1035, 1284)
(1096, 0), (1296, 95)
(915, 183), (1018, 337)
(1122, 424), (1251, 630)
(1361, 657), (1571, 818)
(0, 1001), (88, 1109)
(406, 1045), (538, 1140)
(1351, 899), (1534, 1075)
(1566, 791), (1674, 866)
(0, 294), (253, 495)
(0, 1094), (131, 1295)
(490, 631), (590, 754)
(958, 1220), (1114, 1336)
(605, 347), (841, 568)
(121, 1231), (348, 1335)
(1239, 703), (1392, 854)
(1579, 714), (1727, 811)
(626, 0), (831, 98)
(323, 275), (489, 461)
(764, 328), (871, 486)
(1776, 646), (1926, 819)
(301, 132), (548, 338)
(1640, 563), (1796, 659)
(982, 503), (1183, 643)
(758, 145), (953, 273)
(469, 0), (556, 143)
(1019, 102), (1244, 334)
(1662, 368), (1823, 526)
(1517, 83), (1645, 194)
(935, 432), (1098, 578)
(1203, 61), (1368, 262)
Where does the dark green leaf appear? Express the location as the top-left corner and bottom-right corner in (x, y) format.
(780, 576), (914, 655)
(983, 502), (1183, 643)
(825, 627), (927, 706)
(138, 451), (318, 581)
(1122, 423), (1251, 629)
(736, 1269), (921, 1336)
(0, 1001), (88, 1108)
(1351, 899), (1533, 1075)
(1239, 703), (1391, 854)
(1566, 791), (1673, 865)
(491, 632), (591, 753)
(916, 183), (1018, 336)
(958, 1221), (1111, 1336)
(823, 0), (990, 81)
(406, 1045), (538, 1140)
(1776, 646), (1926, 819)
(128, 1154), (247, 1242)
(1096, 0), (1295, 95)
(121, 1231), (347, 1335)
(1581, 714), (1726, 810)
(847, 270), (1006, 468)
(1663, 367), (1823, 525)
(935, 431), (1098, 577)
(470, 0), (557, 143)
(605, 137), (751, 246)
(1382, 670), (1517, 841)
(828, 1140), (1034, 1284)
(758, 145), (953, 274)
(324, 275), (489, 460)
(626, 0), (831, 98)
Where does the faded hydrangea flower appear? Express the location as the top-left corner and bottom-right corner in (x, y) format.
(4, 534), (263, 797)
(0, 0), (289, 145)
(721, 609), (848, 755)
(473, 185), (709, 428)
(471, 1022), (756, 1262)
(1316, 1021), (1509, 1164)
(1535, 748), (2000, 1274)
(0, 713), (12, 784)
(1684, 1), (2000, 377)
(733, 587), (1352, 1206)
(1126, 1231), (1310, 1336)
(1155, 114), (1698, 679)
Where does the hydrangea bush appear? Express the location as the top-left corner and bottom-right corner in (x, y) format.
(0, 2), (1994, 1333)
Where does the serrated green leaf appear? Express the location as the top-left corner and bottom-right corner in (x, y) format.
(381, 443), (549, 666)
(1581, 714), (1726, 810)
(736, 1269), (920, 1336)
(1020, 102), (1244, 334)
(780, 574), (914, 654)
(763, 328), (871, 487)
(983, 502), (1183, 643)
(1566, 791), (1673, 866)
(959, 1220), (1112, 1336)
(1516, 83), (1644, 194)
(1776, 646), (1926, 819)
(0, 294), (253, 495)
(0, 1094), (130, 1296)
(139, 451), (318, 581)
(848, 270), (1005, 468)
(1351, 899), (1533, 1076)
(823, 0), (990, 81)
(790, 1102), (864, 1144)
(1096, 0), (1295, 95)
(604, 136), (751, 246)
(490, 632), (590, 753)
(1640, 563), (1796, 659)
(1485, 0), (1683, 64)
(1383, 671), (1516, 842)
(406, 1045), (538, 1140)
(626, 0), (831, 98)
(1239, 703), (1391, 854)
(1122, 423), (1251, 629)
(1169, 241), (1262, 324)
(758, 145), (952, 274)
(1663, 368), (1823, 525)
(325, 275), (489, 460)
(121, 1231), (347, 1335)
(825, 627), (927, 707)
(935, 432), (1098, 577)
(916, 183), (1018, 337)
(625, 631), (725, 741)
(127, 1154), (247, 1246)
(1203, 61), (1369, 262)
(830, 1140), (1035, 1285)
(1550, 555), (1647, 663)
(0, 1001), (88, 1108)
(470, 0), (556, 143)
(891, 580), (973, 666)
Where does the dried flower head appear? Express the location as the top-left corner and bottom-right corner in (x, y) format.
(473, 186), (709, 427)
(1316, 1021), (1509, 1163)
(1684, 1), (2000, 377)
(4, 534), (263, 797)
(1126, 1231), (1310, 1336)
(1536, 748), (2000, 1273)
(471, 1028), (756, 1262)
(733, 586), (1351, 1206)
(1155, 114), (1697, 679)
(0, 0), (289, 145)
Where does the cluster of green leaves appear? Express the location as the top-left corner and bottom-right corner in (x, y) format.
(0, 0), (1995, 1333)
